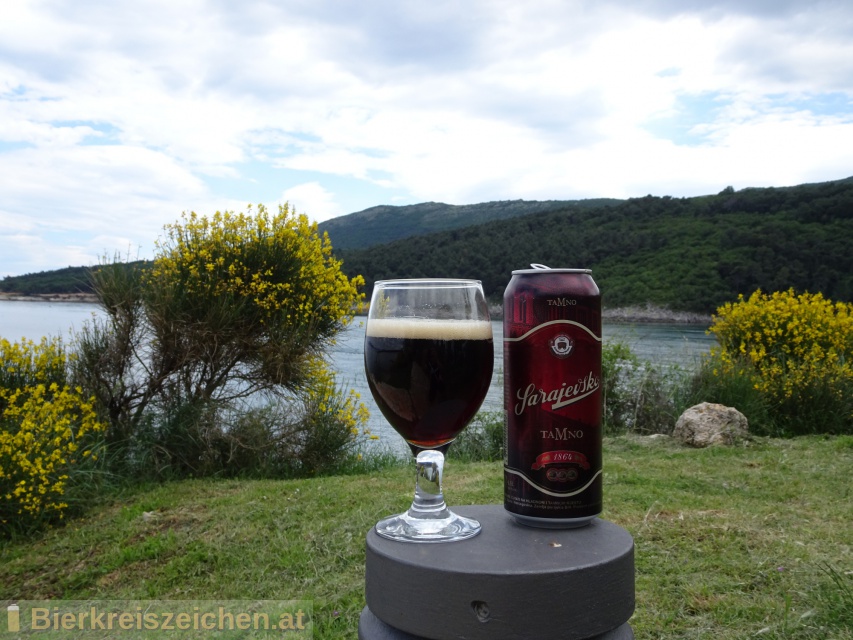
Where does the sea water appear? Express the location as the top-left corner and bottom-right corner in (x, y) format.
(0, 301), (716, 454)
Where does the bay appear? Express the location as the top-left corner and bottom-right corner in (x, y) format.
(332, 318), (716, 453)
(0, 301), (717, 454)
(0, 300), (105, 342)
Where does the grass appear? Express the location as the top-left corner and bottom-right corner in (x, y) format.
(1, 436), (852, 639)
(608, 434), (853, 639)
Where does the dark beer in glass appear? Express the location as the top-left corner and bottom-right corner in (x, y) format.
(365, 279), (494, 542)
(365, 318), (493, 453)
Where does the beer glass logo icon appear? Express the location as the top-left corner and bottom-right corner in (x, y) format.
(549, 334), (574, 359)
(7, 604), (20, 632)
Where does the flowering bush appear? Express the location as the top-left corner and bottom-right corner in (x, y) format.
(295, 360), (374, 475)
(203, 359), (372, 478)
(79, 203), (368, 478)
(0, 336), (66, 401)
(708, 289), (853, 435)
(147, 205), (364, 345)
(0, 337), (104, 532)
(140, 203), (365, 397)
(303, 358), (371, 438)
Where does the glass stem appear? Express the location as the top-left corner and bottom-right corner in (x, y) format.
(409, 449), (451, 519)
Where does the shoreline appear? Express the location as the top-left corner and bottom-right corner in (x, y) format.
(489, 302), (710, 324)
(0, 292), (99, 304)
(601, 304), (711, 325)
(0, 293), (711, 324)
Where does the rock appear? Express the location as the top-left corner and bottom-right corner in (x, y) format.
(673, 402), (749, 448)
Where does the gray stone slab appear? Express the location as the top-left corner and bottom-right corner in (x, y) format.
(364, 504), (635, 640)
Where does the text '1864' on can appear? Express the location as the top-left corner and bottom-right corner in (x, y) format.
(504, 265), (602, 528)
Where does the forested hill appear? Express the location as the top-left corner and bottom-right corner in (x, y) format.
(0, 265), (97, 295)
(317, 198), (621, 250)
(4, 178), (852, 314)
(337, 178), (853, 314)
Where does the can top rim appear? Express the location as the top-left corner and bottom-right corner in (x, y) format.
(511, 268), (592, 275)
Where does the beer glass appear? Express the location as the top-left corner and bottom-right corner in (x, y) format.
(364, 279), (494, 542)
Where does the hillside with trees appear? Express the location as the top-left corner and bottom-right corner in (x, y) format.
(0, 265), (97, 295)
(338, 178), (853, 313)
(3, 178), (852, 314)
(317, 198), (621, 250)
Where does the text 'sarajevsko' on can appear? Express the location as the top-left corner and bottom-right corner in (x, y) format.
(503, 264), (603, 528)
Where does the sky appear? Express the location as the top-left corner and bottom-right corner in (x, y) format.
(2, 0), (852, 277)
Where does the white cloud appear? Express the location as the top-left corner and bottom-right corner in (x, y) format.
(280, 182), (343, 223)
(1, 0), (853, 275)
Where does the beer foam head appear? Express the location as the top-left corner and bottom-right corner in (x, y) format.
(366, 318), (493, 340)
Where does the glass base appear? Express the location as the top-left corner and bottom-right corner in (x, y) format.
(375, 508), (481, 543)
(375, 449), (481, 542)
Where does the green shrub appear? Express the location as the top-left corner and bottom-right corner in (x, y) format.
(678, 351), (773, 432)
(450, 411), (503, 462)
(601, 340), (638, 434)
(292, 371), (374, 476)
(601, 340), (680, 435)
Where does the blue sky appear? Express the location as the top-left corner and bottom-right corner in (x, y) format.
(2, 0), (852, 277)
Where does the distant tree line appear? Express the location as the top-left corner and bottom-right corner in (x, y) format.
(4, 178), (853, 314)
(337, 178), (853, 313)
(0, 266), (98, 295)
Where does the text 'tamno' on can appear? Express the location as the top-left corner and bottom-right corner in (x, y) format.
(503, 264), (602, 528)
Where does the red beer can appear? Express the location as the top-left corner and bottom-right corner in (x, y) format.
(503, 265), (602, 527)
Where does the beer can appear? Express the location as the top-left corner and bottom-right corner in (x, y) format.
(503, 264), (602, 527)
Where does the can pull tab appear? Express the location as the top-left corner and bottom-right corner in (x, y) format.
(530, 263), (551, 270)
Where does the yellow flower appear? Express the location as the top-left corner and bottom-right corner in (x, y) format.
(709, 288), (853, 411)
(1, 338), (105, 527)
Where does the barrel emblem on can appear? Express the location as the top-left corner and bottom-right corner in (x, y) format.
(550, 334), (574, 357)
